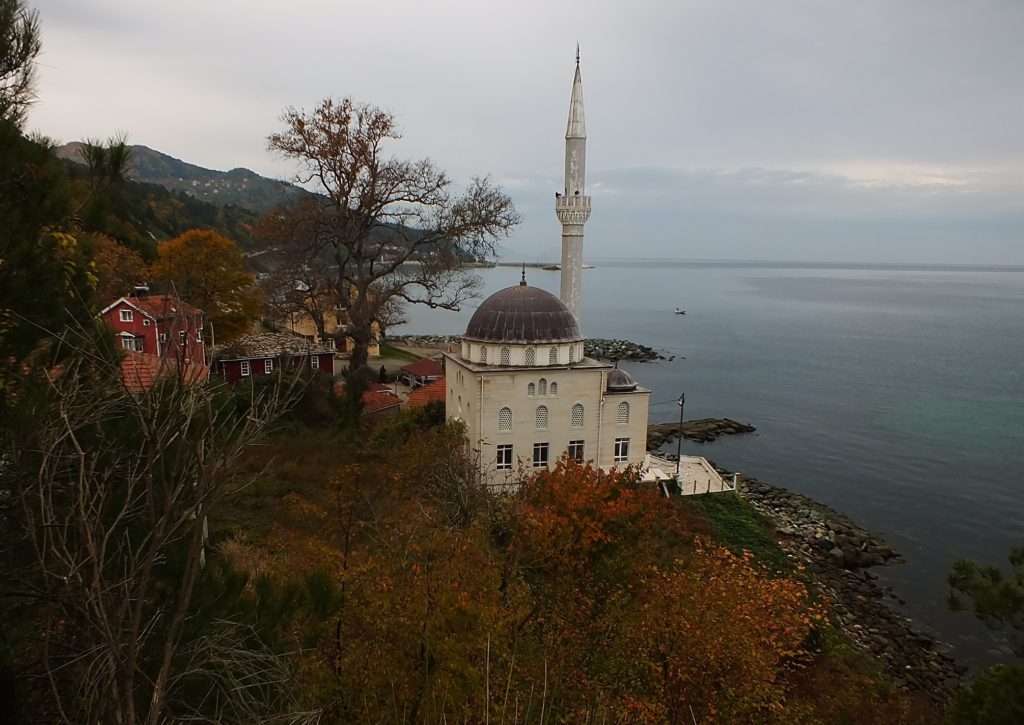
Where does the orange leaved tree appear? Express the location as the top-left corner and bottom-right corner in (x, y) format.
(150, 229), (261, 342)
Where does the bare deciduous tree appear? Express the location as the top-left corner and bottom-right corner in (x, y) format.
(1, 325), (309, 724)
(266, 97), (519, 369)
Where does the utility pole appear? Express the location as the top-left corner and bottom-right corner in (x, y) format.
(675, 392), (686, 491)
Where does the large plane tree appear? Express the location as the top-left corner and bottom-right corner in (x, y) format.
(266, 97), (519, 370)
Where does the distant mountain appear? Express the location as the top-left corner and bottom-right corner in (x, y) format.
(56, 142), (311, 214)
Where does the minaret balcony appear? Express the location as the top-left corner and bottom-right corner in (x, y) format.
(555, 194), (591, 225)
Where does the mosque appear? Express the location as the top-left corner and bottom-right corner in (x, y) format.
(444, 51), (729, 492)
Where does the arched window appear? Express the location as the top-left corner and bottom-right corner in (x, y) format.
(549, 382), (558, 395)
(500, 347), (511, 366)
(535, 405), (549, 430)
(549, 347), (559, 365)
(571, 403), (584, 427)
(498, 407), (513, 432)
(538, 378), (547, 395)
(528, 382), (536, 396)
(616, 401), (630, 424)
(480, 346), (488, 364)
(525, 347), (536, 365)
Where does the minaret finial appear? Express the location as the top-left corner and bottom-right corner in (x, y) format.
(520, 262), (527, 286)
(576, 42), (580, 66)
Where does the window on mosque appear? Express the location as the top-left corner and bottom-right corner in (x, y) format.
(535, 405), (548, 430)
(571, 403), (584, 427)
(549, 382), (558, 395)
(616, 401), (630, 424)
(500, 347), (510, 365)
(614, 437), (630, 463)
(525, 347), (536, 365)
(538, 378), (547, 395)
(497, 444), (513, 470)
(498, 407), (513, 432)
(568, 440), (584, 463)
(533, 442), (549, 468)
(549, 347), (559, 364)
(528, 382), (535, 396)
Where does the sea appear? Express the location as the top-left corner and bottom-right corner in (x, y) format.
(396, 259), (1024, 670)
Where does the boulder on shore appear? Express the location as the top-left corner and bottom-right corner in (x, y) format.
(647, 418), (756, 448)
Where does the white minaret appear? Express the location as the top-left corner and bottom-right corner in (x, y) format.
(556, 45), (591, 324)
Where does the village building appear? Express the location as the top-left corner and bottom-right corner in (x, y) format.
(213, 331), (336, 383)
(399, 357), (444, 388)
(101, 289), (210, 391)
(443, 50), (730, 494)
(101, 290), (206, 365)
(406, 377), (446, 409)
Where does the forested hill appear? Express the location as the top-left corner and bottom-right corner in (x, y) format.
(56, 142), (311, 214)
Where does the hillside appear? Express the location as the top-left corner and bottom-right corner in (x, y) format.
(56, 142), (311, 214)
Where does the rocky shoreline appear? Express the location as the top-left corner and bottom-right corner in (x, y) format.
(720, 467), (963, 702)
(647, 417), (756, 447)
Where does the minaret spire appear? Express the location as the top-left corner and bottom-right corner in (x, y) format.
(556, 47), (591, 325)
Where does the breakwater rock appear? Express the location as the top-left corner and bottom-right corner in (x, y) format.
(584, 338), (670, 362)
(647, 418), (755, 447)
(387, 335), (673, 362)
(724, 469), (962, 701)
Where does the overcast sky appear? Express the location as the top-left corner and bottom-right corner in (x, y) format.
(29, 0), (1024, 264)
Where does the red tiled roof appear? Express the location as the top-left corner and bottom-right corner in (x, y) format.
(406, 377), (445, 409)
(362, 388), (401, 414)
(127, 295), (203, 320)
(400, 357), (443, 378)
(120, 352), (209, 393)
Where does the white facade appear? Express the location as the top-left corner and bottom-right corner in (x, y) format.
(444, 353), (650, 488)
(556, 51), (591, 324)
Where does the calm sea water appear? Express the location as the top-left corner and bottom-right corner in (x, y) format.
(397, 259), (1024, 669)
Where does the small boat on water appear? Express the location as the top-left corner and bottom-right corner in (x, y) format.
(674, 307), (686, 315)
(541, 264), (561, 271)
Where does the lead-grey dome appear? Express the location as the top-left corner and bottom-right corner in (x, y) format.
(606, 367), (638, 392)
(464, 283), (581, 344)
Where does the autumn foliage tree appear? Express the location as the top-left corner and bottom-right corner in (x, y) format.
(220, 432), (826, 724)
(265, 97), (519, 369)
(88, 232), (147, 302)
(150, 228), (261, 342)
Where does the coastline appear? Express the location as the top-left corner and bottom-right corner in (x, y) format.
(722, 465), (964, 701)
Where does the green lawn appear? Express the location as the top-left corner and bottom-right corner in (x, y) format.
(682, 492), (791, 573)
(378, 342), (423, 362)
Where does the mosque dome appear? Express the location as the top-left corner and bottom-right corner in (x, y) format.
(606, 367), (638, 392)
(464, 281), (581, 344)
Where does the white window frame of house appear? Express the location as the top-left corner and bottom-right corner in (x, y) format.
(240, 360), (251, 377)
(143, 318), (151, 327)
(497, 444), (513, 470)
(179, 330), (186, 345)
(532, 442), (549, 468)
(535, 405), (548, 430)
(264, 359), (274, 374)
(159, 332), (168, 344)
(616, 401), (630, 424)
(120, 336), (134, 351)
(571, 403), (584, 427)
(498, 407), (513, 432)
(311, 355), (320, 370)
(196, 329), (202, 342)
(119, 308), (133, 322)
(614, 437), (630, 463)
(568, 439), (585, 463)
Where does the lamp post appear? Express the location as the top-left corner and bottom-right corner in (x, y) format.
(675, 393), (685, 491)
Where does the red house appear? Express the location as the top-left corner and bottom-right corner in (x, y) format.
(399, 357), (444, 388)
(214, 331), (336, 383)
(100, 292), (206, 365)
